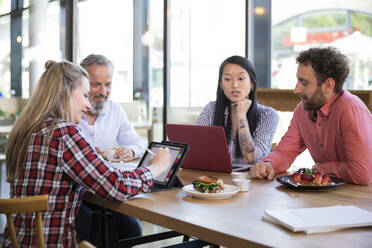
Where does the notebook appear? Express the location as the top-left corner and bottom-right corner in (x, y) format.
(165, 124), (252, 173)
(263, 205), (372, 234)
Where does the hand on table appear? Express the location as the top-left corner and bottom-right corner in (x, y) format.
(249, 161), (275, 180)
(312, 163), (321, 170)
(114, 146), (135, 162)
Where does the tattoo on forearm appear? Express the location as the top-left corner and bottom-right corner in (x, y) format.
(239, 119), (245, 129)
(240, 135), (255, 153)
(238, 118), (255, 164)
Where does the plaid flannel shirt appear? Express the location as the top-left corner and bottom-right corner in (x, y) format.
(3, 116), (153, 248)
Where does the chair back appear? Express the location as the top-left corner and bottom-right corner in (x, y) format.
(0, 194), (48, 248)
(79, 241), (96, 248)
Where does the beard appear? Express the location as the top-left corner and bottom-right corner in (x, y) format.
(89, 95), (107, 115)
(301, 86), (326, 111)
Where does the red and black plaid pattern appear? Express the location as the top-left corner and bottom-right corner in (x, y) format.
(3, 117), (153, 248)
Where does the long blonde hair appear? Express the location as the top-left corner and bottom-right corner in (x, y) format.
(6, 60), (88, 182)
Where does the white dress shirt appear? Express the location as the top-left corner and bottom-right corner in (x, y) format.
(78, 99), (145, 158)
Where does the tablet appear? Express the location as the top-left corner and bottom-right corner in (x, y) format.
(137, 141), (189, 188)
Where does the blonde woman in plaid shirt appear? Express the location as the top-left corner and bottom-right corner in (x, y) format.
(4, 60), (172, 247)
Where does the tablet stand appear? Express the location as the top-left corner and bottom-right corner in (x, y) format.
(152, 176), (184, 192)
(172, 176), (184, 188)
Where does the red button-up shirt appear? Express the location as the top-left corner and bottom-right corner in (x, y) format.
(3, 117), (153, 247)
(264, 90), (372, 185)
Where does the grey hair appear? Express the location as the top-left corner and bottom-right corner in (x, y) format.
(80, 54), (113, 69)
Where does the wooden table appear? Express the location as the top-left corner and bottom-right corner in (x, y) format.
(84, 169), (372, 248)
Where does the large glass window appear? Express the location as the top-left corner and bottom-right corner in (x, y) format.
(168, 0), (245, 109)
(147, 0), (246, 128)
(147, 0), (245, 141)
(148, 0), (163, 109)
(0, 0), (61, 98)
(77, 0), (133, 104)
(0, 15), (10, 97)
(148, 0), (164, 141)
(21, 1), (61, 98)
(0, 0), (11, 15)
(272, 2), (372, 90)
(23, 0), (30, 8)
(78, 0), (155, 144)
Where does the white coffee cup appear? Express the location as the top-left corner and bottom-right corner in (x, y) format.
(233, 178), (250, 192)
(231, 171), (249, 180)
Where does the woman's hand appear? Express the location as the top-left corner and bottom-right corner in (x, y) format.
(147, 148), (172, 178)
(231, 98), (252, 118)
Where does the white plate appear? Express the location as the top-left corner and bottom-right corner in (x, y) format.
(182, 184), (240, 200)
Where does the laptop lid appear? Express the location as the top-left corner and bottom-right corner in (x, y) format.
(166, 124), (250, 173)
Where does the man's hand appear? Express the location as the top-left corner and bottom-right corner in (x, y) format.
(312, 162), (321, 170)
(115, 146), (135, 162)
(249, 161), (275, 180)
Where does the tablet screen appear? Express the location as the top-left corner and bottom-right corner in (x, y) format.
(137, 142), (189, 187)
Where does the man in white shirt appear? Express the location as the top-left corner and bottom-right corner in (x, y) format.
(78, 55), (144, 160)
(76, 54), (144, 243)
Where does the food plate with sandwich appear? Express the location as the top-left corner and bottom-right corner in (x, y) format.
(183, 176), (239, 199)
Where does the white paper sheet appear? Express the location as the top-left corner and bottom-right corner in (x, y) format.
(262, 214), (343, 234)
(263, 205), (372, 234)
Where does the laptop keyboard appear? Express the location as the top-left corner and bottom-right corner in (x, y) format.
(232, 164), (252, 172)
